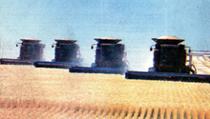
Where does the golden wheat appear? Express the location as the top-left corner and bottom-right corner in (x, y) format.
(0, 56), (209, 118)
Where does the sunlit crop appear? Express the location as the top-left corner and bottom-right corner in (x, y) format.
(0, 56), (209, 118)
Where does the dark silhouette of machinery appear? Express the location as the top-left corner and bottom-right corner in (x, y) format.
(34, 39), (81, 68)
(0, 38), (45, 65)
(126, 36), (210, 83)
(70, 37), (128, 74)
(149, 36), (195, 73)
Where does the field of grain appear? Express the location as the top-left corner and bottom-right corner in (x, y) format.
(0, 56), (209, 119)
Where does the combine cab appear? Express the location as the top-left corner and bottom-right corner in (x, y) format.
(0, 38), (45, 65)
(126, 36), (210, 83)
(70, 37), (128, 74)
(34, 39), (81, 68)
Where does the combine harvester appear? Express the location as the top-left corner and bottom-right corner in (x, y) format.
(70, 37), (128, 74)
(0, 38), (45, 65)
(34, 39), (81, 68)
(126, 36), (210, 83)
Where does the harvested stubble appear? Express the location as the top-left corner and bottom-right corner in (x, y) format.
(0, 98), (209, 119)
(0, 56), (209, 119)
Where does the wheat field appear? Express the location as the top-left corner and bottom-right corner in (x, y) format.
(0, 56), (209, 119)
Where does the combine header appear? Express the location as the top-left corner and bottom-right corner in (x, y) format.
(126, 36), (210, 83)
(0, 38), (45, 65)
(70, 37), (128, 74)
(34, 39), (81, 68)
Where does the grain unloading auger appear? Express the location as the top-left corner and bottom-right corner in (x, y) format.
(69, 37), (128, 74)
(0, 38), (45, 65)
(34, 39), (82, 68)
(126, 36), (210, 83)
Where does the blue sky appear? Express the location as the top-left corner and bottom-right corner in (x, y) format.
(0, 0), (210, 70)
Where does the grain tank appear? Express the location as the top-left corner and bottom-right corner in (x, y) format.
(34, 39), (81, 68)
(70, 37), (128, 74)
(0, 38), (45, 65)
